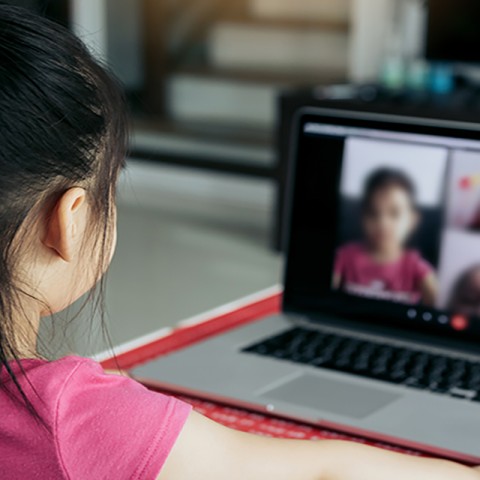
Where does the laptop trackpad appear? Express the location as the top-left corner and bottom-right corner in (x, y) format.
(261, 373), (401, 419)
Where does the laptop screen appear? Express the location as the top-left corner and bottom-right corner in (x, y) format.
(284, 109), (480, 341)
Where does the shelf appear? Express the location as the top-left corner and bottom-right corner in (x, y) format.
(130, 117), (276, 178)
(218, 15), (350, 32)
(170, 65), (346, 86)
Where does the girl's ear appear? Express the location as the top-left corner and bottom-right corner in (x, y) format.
(43, 188), (87, 262)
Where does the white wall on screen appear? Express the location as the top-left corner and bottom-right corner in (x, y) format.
(340, 136), (448, 207)
(446, 150), (480, 229)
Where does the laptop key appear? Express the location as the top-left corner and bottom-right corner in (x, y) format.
(450, 387), (477, 400)
(404, 377), (426, 389)
(309, 357), (330, 367)
(429, 383), (449, 394)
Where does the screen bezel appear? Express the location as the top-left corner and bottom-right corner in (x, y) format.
(282, 107), (480, 343)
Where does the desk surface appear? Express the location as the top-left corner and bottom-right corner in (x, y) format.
(99, 287), (434, 460)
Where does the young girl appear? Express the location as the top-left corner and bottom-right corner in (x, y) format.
(334, 168), (438, 306)
(0, 6), (478, 479)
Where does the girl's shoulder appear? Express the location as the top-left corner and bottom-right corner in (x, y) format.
(403, 249), (426, 262)
(2, 356), (112, 425)
(403, 249), (433, 273)
(337, 242), (365, 256)
(4, 355), (92, 402)
(5, 355), (191, 479)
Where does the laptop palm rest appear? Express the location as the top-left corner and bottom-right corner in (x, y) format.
(260, 374), (401, 419)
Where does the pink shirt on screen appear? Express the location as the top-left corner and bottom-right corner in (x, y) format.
(335, 242), (433, 304)
(0, 356), (191, 479)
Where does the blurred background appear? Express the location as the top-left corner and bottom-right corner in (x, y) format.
(5, 0), (480, 356)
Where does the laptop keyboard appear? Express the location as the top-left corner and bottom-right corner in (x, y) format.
(242, 327), (480, 401)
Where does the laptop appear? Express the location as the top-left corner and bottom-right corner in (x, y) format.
(134, 107), (480, 463)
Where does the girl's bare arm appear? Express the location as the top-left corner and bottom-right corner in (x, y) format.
(332, 272), (341, 289)
(421, 272), (438, 306)
(158, 411), (480, 480)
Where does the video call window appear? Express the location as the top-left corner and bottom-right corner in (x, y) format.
(333, 135), (480, 319)
(439, 150), (480, 317)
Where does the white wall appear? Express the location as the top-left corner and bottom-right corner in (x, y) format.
(71, 0), (108, 60)
(348, 0), (426, 83)
(70, 0), (143, 89)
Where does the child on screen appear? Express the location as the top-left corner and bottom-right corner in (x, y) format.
(448, 265), (480, 317)
(1, 6), (478, 480)
(333, 168), (438, 305)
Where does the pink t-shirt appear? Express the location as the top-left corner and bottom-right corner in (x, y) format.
(0, 356), (191, 479)
(334, 242), (433, 304)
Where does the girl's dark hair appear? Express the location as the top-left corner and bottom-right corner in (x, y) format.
(362, 168), (416, 211)
(0, 5), (127, 415)
(448, 265), (480, 311)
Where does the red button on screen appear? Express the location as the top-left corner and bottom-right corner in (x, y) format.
(451, 315), (469, 331)
(459, 177), (471, 189)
